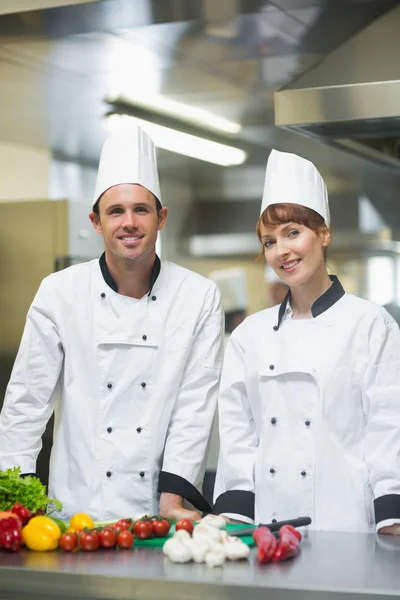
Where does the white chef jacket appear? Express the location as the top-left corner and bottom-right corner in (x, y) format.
(0, 255), (223, 520)
(214, 276), (400, 533)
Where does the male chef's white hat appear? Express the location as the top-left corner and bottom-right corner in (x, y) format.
(260, 149), (330, 227)
(209, 268), (248, 312)
(92, 122), (161, 208)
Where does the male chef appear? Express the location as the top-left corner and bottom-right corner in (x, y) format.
(0, 123), (224, 522)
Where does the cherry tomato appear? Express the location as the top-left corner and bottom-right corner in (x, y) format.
(152, 519), (171, 538)
(99, 528), (117, 549)
(175, 519), (194, 534)
(116, 519), (131, 531)
(11, 504), (32, 525)
(133, 521), (153, 540)
(79, 532), (99, 551)
(118, 530), (134, 549)
(70, 513), (95, 531)
(111, 523), (122, 534)
(59, 533), (78, 552)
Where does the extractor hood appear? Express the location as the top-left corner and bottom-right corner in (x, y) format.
(274, 3), (400, 169)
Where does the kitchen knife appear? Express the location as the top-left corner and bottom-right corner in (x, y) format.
(229, 516), (312, 537)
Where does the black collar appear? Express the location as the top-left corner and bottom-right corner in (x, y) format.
(274, 275), (345, 331)
(99, 252), (161, 296)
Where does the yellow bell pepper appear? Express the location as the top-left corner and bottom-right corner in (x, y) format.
(22, 516), (61, 552)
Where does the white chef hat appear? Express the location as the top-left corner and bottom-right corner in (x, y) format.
(260, 149), (330, 226)
(209, 268), (248, 312)
(92, 122), (161, 208)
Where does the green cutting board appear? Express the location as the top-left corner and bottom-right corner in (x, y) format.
(134, 523), (257, 548)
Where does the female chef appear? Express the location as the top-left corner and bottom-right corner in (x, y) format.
(213, 149), (400, 534)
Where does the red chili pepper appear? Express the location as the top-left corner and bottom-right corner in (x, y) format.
(272, 525), (302, 562)
(281, 524), (302, 542)
(253, 526), (278, 564)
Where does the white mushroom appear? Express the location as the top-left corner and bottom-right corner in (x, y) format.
(223, 534), (238, 543)
(193, 524), (222, 543)
(191, 541), (210, 563)
(164, 539), (192, 563)
(162, 538), (181, 557)
(223, 540), (251, 561)
(200, 514), (227, 529)
(219, 531), (230, 544)
(163, 523), (250, 566)
(205, 548), (226, 568)
(192, 525), (210, 538)
(207, 541), (224, 553)
(173, 529), (191, 542)
(182, 538), (197, 551)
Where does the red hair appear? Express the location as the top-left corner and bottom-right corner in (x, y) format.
(257, 203), (327, 236)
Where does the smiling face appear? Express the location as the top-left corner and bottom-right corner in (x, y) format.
(89, 183), (168, 263)
(257, 204), (330, 288)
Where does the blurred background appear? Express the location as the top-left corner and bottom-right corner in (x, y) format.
(1, 0), (400, 494)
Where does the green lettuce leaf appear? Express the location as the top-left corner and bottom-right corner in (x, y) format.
(0, 467), (62, 513)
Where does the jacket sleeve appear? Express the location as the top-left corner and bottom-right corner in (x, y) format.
(212, 329), (258, 523)
(0, 277), (64, 473)
(363, 311), (400, 531)
(158, 283), (224, 513)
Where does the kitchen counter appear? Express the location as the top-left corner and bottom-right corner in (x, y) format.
(1, 531), (400, 600)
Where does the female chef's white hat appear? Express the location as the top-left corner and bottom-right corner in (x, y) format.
(92, 122), (161, 208)
(260, 149), (330, 227)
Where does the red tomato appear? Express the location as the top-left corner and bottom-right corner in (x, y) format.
(118, 530), (134, 549)
(133, 520), (153, 540)
(116, 519), (131, 531)
(175, 519), (194, 534)
(152, 519), (171, 538)
(59, 533), (78, 552)
(111, 523), (122, 535)
(79, 532), (99, 551)
(11, 504), (32, 525)
(99, 528), (117, 549)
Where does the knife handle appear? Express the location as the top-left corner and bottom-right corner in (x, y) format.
(260, 516), (312, 532)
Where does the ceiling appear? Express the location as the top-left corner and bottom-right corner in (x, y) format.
(0, 0), (399, 256)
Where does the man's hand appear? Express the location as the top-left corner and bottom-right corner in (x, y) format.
(379, 524), (400, 535)
(159, 492), (201, 522)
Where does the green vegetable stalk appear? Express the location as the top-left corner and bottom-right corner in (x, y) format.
(0, 467), (62, 514)
(49, 516), (67, 533)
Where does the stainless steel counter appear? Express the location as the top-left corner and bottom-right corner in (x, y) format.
(1, 532), (400, 600)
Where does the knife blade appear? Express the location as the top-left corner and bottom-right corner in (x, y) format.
(229, 516), (312, 537)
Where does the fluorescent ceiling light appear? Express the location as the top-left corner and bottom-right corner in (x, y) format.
(0, 0), (99, 14)
(107, 93), (241, 135)
(103, 114), (247, 167)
